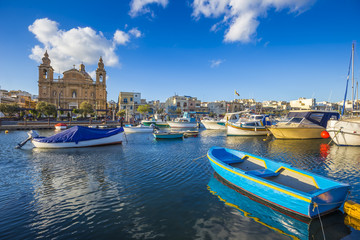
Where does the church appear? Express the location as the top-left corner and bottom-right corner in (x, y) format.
(37, 51), (107, 114)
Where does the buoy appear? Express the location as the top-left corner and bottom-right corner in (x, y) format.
(321, 130), (330, 139)
(344, 215), (360, 230)
(5, 130), (9, 134)
(344, 200), (360, 220)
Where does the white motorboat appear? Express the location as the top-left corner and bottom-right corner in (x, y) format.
(28, 126), (124, 149)
(167, 112), (198, 129)
(227, 114), (271, 136)
(201, 111), (247, 130)
(124, 125), (153, 133)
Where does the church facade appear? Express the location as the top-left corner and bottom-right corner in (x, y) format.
(37, 51), (107, 113)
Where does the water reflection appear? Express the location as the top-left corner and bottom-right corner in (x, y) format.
(208, 173), (350, 240)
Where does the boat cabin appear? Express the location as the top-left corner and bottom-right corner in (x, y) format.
(285, 111), (340, 128)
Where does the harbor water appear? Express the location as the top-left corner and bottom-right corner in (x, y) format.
(1, 129), (360, 239)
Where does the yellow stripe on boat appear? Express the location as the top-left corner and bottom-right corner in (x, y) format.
(207, 154), (312, 203)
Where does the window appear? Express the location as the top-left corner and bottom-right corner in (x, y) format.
(130, 106), (133, 110)
(309, 113), (324, 123)
(130, 98), (133, 102)
(53, 91), (57, 96)
(124, 98), (128, 103)
(72, 91), (77, 98)
(177, 102), (180, 107)
(43, 70), (48, 79)
(123, 106), (126, 109)
(99, 74), (103, 82)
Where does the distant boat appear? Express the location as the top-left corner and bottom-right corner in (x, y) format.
(167, 112), (198, 129)
(54, 123), (67, 130)
(153, 132), (184, 139)
(207, 147), (350, 219)
(269, 110), (340, 139)
(227, 114), (271, 136)
(201, 111), (248, 130)
(124, 125), (153, 133)
(29, 126), (124, 148)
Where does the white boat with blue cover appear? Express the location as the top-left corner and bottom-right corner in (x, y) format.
(29, 126), (124, 148)
(207, 147), (350, 219)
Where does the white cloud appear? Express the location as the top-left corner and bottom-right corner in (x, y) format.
(129, 0), (168, 17)
(210, 59), (225, 68)
(28, 18), (142, 73)
(129, 28), (142, 38)
(192, 0), (315, 43)
(114, 30), (130, 45)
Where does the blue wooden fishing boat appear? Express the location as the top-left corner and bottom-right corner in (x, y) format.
(207, 147), (350, 219)
(208, 174), (350, 240)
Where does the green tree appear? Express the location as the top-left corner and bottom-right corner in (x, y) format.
(116, 110), (126, 118)
(36, 101), (56, 125)
(36, 101), (57, 117)
(157, 108), (164, 114)
(137, 105), (150, 118)
(0, 103), (20, 117)
(79, 101), (94, 117)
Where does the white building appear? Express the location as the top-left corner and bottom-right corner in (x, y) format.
(164, 95), (201, 113)
(289, 98), (316, 110)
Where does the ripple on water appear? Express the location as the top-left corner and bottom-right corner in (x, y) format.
(0, 130), (360, 239)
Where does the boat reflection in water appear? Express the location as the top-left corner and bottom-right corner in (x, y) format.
(208, 173), (350, 240)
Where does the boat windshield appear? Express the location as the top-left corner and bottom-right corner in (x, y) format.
(287, 117), (303, 124)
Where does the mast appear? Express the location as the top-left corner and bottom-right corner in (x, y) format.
(352, 42), (355, 112)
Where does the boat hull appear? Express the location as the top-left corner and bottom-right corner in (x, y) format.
(269, 126), (324, 139)
(153, 133), (183, 139)
(55, 126), (67, 130)
(207, 147), (350, 219)
(124, 126), (153, 133)
(201, 120), (226, 130)
(142, 121), (169, 128)
(227, 122), (268, 136)
(167, 121), (198, 129)
(32, 132), (124, 148)
(327, 119), (360, 146)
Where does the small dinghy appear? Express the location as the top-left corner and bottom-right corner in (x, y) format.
(54, 123), (67, 130)
(207, 147), (350, 219)
(153, 132), (184, 139)
(27, 126), (124, 148)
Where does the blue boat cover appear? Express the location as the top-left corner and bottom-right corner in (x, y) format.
(34, 126), (124, 143)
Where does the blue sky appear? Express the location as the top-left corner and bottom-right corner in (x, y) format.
(0, 0), (359, 103)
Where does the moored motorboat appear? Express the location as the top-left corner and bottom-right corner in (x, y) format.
(124, 124), (153, 133)
(54, 123), (67, 130)
(269, 110), (340, 139)
(207, 147), (350, 219)
(227, 114), (271, 136)
(201, 111), (247, 130)
(29, 126), (124, 148)
(167, 112), (198, 129)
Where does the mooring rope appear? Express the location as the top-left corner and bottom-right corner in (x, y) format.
(313, 203), (326, 240)
(327, 127), (342, 145)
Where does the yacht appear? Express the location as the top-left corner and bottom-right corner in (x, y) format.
(269, 110), (340, 139)
(227, 114), (271, 136)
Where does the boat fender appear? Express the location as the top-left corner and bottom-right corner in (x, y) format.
(344, 200), (360, 220)
(5, 130), (9, 134)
